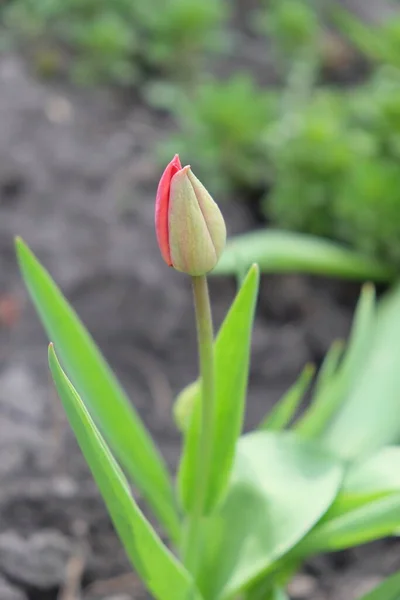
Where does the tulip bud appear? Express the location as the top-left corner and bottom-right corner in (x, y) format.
(155, 155), (226, 276)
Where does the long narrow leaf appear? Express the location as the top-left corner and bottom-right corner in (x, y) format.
(298, 493), (400, 554)
(178, 264), (260, 514)
(16, 238), (179, 541)
(259, 364), (314, 431)
(48, 346), (201, 600)
(296, 284), (376, 439)
(312, 340), (344, 403)
(212, 231), (395, 281)
(337, 283), (376, 388)
(324, 283), (400, 460)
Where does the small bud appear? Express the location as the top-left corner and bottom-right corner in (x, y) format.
(155, 155), (226, 276)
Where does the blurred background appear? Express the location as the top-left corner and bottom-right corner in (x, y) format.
(0, 0), (399, 599)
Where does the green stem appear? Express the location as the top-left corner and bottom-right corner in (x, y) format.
(182, 274), (215, 575)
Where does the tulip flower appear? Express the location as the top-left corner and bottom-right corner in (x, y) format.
(155, 155), (226, 276)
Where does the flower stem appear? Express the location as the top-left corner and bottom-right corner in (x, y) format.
(182, 274), (215, 575)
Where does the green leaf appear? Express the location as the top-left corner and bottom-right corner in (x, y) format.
(267, 588), (289, 600)
(330, 5), (393, 64)
(326, 446), (400, 518)
(323, 283), (400, 460)
(296, 284), (375, 438)
(358, 571), (400, 600)
(197, 431), (343, 600)
(212, 230), (395, 281)
(336, 283), (376, 389)
(16, 238), (179, 541)
(343, 447), (400, 498)
(259, 363), (315, 431)
(48, 345), (202, 600)
(312, 340), (344, 402)
(299, 493), (400, 554)
(178, 264), (260, 514)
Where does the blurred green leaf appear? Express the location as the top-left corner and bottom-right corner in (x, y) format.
(178, 264), (260, 514)
(323, 283), (400, 460)
(212, 231), (395, 281)
(259, 363), (315, 431)
(357, 571), (400, 600)
(296, 283), (376, 438)
(331, 5), (395, 65)
(16, 238), (179, 542)
(48, 345), (202, 600)
(267, 588), (290, 600)
(298, 493), (400, 554)
(197, 431), (343, 600)
(336, 284), (376, 386)
(343, 447), (400, 498)
(312, 340), (343, 401)
(322, 446), (400, 520)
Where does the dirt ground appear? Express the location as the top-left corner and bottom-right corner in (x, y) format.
(0, 2), (399, 597)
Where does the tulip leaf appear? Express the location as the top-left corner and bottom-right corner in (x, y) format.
(343, 447), (400, 498)
(312, 340), (344, 402)
(197, 431), (343, 600)
(323, 283), (400, 460)
(264, 588), (289, 600)
(296, 283), (376, 439)
(298, 493), (400, 555)
(178, 264), (260, 515)
(212, 230), (395, 281)
(259, 364), (315, 431)
(357, 571), (400, 600)
(48, 346), (202, 600)
(16, 238), (179, 542)
(325, 446), (400, 518)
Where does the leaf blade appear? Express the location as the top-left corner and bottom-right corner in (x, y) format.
(212, 230), (395, 282)
(323, 283), (400, 460)
(197, 432), (343, 600)
(298, 493), (400, 554)
(259, 363), (315, 431)
(16, 238), (179, 541)
(48, 345), (202, 600)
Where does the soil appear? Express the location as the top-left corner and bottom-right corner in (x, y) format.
(0, 1), (398, 599)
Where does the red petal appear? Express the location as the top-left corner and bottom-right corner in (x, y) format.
(155, 154), (182, 266)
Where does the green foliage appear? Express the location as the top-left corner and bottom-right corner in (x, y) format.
(331, 4), (400, 68)
(160, 75), (277, 194)
(157, 2), (400, 269)
(197, 432), (342, 600)
(264, 66), (400, 267)
(1, 0), (228, 84)
(136, 0), (228, 80)
(212, 229), (395, 281)
(257, 0), (319, 62)
(16, 238), (400, 599)
(16, 237), (180, 542)
(49, 346), (202, 600)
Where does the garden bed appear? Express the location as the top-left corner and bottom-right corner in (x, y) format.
(0, 1), (399, 598)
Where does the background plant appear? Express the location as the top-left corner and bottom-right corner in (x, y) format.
(0, 0), (228, 84)
(160, 1), (400, 270)
(4, 0), (400, 269)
